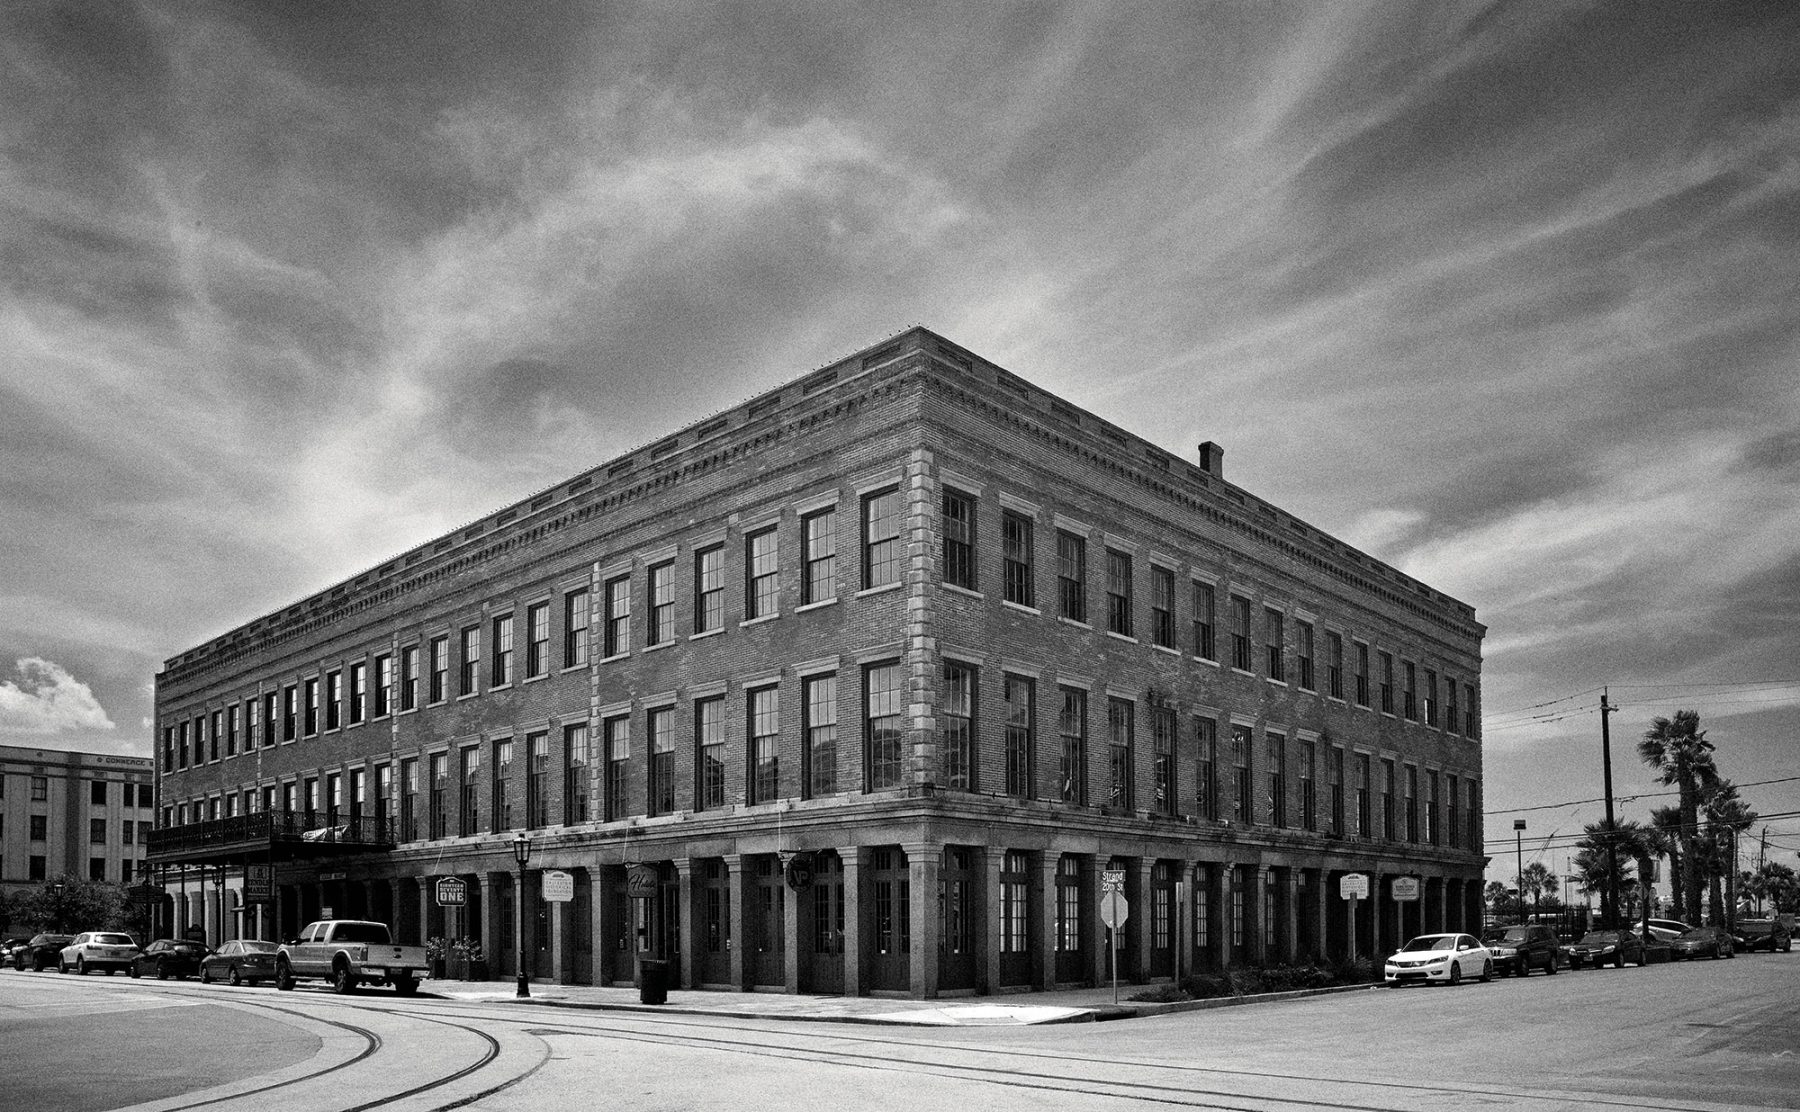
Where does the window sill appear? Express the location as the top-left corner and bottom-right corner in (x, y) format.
(1000, 599), (1040, 616)
(1056, 616), (1091, 631)
(456, 693), (479, 702)
(688, 628), (724, 642)
(1266, 679), (1288, 688)
(560, 663), (588, 675)
(740, 613), (780, 628)
(796, 598), (839, 613)
(1104, 631), (1138, 644)
(598, 652), (630, 665)
(1230, 668), (1256, 679)
(643, 641), (673, 654)
(488, 683), (513, 693)
(1192, 656), (1220, 667)
(522, 672), (548, 685)
(856, 582), (904, 599)
(1152, 644), (1181, 657)
(942, 583), (983, 600)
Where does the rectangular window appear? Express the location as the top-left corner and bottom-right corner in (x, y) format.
(863, 488), (905, 589)
(1107, 697), (1133, 811)
(1267, 732), (1287, 828)
(1056, 531), (1086, 621)
(1003, 675), (1033, 798)
(303, 677), (320, 735)
(1382, 758), (1397, 841)
(1231, 596), (1252, 671)
(349, 767), (365, 824)
(745, 529), (779, 619)
(122, 819), (134, 844)
(226, 704), (239, 755)
(694, 545), (724, 632)
(1465, 682), (1478, 737)
(1327, 631), (1344, 699)
(1196, 716), (1217, 821)
(347, 662), (366, 725)
(1426, 768), (1440, 845)
(1000, 851), (1029, 954)
(1329, 745), (1345, 835)
(802, 509), (836, 604)
(1001, 511), (1034, 607)
(603, 576), (630, 657)
(647, 561), (676, 644)
(804, 676), (837, 798)
(1264, 608), (1284, 681)
(1403, 660), (1417, 720)
(1056, 856), (1082, 953)
(1468, 778), (1480, 847)
(326, 771), (342, 825)
(374, 654), (393, 717)
(940, 662), (975, 791)
(526, 602), (550, 678)
(1231, 723), (1253, 823)
(1354, 642), (1370, 707)
(429, 637), (448, 704)
(326, 670), (342, 730)
(1299, 737), (1316, 831)
(1151, 705), (1175, 815)
(1356, 753), (1371, 837)
(564, 588), (590, 667)
(1058, 687), (1087, 804)
(1424, 668), (1438, 727)
(421, 755), (440, 839)
(459, 625), (480, 696)
(697, 697), (727, 810)
(1446, 677), (1460, 736)
(563, 723), (590, 824)
(1379, 651), (1395, 714)
(493, 737), (515, 830)
(1192, 581), (1216, 660)
(399, 645), (418, 712)
(1297, 621), (1315, 691)
(1446, 773), (1460, 848)
(30, 813), (48, 839)
(649, 707), (675, 816)
(1150, 566), (1175, 648)
(942, 488), (975, 590)
(375, 763), (392, 828)
(865, 662), (905, 790)
(247, 699), (262, 751)
(604, 717), (630, 821)
(91, 817), (107, 844)
(749, 687), (780, 804)
(489, 614), (513, 687)
(459, 747), (481, 835)
(1105, 549), (1133, 637)
(1405, 764), (1419, 843)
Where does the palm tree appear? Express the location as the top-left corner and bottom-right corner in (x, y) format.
(1700, 779), (1756, 927)
(1639, 711), (1717, 926)
(1519, 861), (1558, 922)
(1648, 804), (1684, 921)
(1574, 818), (1650, 925)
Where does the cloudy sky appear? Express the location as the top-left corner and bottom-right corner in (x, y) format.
(4, 1), (1797, 879)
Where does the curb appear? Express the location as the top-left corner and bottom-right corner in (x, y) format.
(1113, 980), (1383, 1018)
(429, 993), (1104, 1026)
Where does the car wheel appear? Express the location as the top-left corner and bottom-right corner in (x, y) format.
(1448, 962), (1462, 986)
(332, 964), (357, 995)
(1545, 956), (1557, 975)
(1783, 935), (1792, 953)
(200, 965), (212, 984)
(275, 960), (295, 991)
(130, 964), (141, 979)
(1613, 953), (1625, 969)
(77, 958), (89, 976)
(1725, 946), (1734, 959)
(228, 966), (243, 987)
(157, 960), (169, 980)
(58, 959), (68, 974)
(1479, 959), (1493, 983)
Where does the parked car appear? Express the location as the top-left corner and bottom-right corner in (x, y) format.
(59, 931), (140, 975)
(14, 934), (74, 972)
(1645, 918), (1696, 943)
(200, 939), (279, 986)
(1731, 916), (1794, 953)
(1567, 929), (1647, 969)
(1384, 933), (1493, 987)
(0, 938), (25, 966)
(1670, 926), (1735, 960)
(130, 938), (208, 980)
(1481, 923), (1560, 976)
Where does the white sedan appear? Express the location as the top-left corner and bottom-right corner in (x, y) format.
(1384, 933), (1493, 987)
(60, 931), (140, 975)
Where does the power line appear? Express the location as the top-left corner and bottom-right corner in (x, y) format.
(1483, 774), (1800, 817)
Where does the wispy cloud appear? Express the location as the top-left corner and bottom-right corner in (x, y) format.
(0, 658), (115, 736)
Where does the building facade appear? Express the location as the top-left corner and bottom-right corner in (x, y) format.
(1, 745), (153, 931)
(150, 327), (1486, 994)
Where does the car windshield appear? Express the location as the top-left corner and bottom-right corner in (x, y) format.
(330, 923), (391, 944)
(36, 935), (74, 945)
(1483, 928), (1527, 943)
(1400, 935), (1457, 952)
(172, 942), (206, 953)
(1577, 932), (1617, 946)
(239, 940), (278, 954)
(92, 934), (136, 946)
(1678, 928), (1712, 940)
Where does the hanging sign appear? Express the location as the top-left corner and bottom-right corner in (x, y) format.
(626, 864), (660, 898)
(785, 852), (816, 892)
(542, 870), (575, 903)
(435, 877), (467, 907)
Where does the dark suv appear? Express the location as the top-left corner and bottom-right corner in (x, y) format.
(1481, 924), (1560, 976)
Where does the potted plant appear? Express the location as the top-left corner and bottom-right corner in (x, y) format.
(452, 936), (488, 981)
(425, 936), (448, 980)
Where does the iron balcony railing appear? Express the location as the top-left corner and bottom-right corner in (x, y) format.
(146, 809), (398, 857)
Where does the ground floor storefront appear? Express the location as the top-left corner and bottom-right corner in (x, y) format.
(164, 818), (1484, 998)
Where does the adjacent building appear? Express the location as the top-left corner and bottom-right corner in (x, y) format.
(149, 327), (1486, 994)
(0, 745), (154, 932)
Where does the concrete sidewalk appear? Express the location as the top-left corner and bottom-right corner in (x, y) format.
(424, 977), (1379, 1026)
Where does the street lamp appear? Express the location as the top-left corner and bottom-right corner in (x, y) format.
(1514, 819), (1527, 922)
(511, 832), (531, 999)
(51, 882), (66, 932)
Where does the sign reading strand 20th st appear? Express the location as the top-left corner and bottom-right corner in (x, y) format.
(434, 877), (467, 907)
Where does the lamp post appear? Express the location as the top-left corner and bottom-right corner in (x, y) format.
(512, 832), (531, 999)
(51, 882), (66, 932)
(1513, 819), (1527, 922)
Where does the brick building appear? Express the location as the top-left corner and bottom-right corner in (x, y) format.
(148, 327), (1486, 994)
(1, 745), (153, 933)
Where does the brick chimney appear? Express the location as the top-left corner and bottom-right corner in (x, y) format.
(1197, 441), (1225, 479)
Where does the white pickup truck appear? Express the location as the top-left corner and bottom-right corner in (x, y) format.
(276, 919), (429, 995)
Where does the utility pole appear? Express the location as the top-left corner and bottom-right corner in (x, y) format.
(1600, 689), (1620, 929)
(1514, 819), (1527, 922)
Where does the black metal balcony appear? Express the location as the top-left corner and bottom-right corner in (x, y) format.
(146, 809), (397, 866)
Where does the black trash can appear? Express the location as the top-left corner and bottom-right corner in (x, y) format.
(638, 958), (668, 1005)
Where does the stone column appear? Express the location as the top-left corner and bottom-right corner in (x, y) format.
(726, 855), (748, 991)
(1243, 863), (1264, 965)
(478, 873), (500, 972)
(1131, 857), (1154, 982)
(841, 847), (865, 997)
(783, 856), (803, 995)
(1313, 868), (1331, 960)
(550, 897), (568, 984)
(982, 848), (1003, 994)
(1038, 852), (1062, 989)
(1280, 866), (1299, 964)
(671, 858), (696, 989)
(905, 843), (940, 998)
(590, 866), (613, 986)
